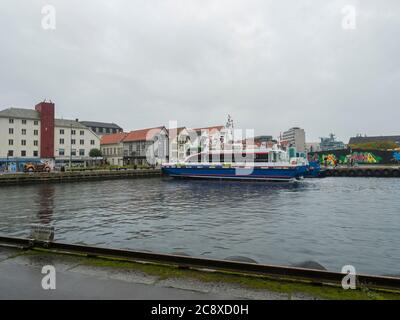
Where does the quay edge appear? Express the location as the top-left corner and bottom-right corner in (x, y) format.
(0, 169), (161, 186)
(1, 236), (400, 299)
(323, 166), (400, 178)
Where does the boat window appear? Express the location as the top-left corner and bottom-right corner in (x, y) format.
(255, 153), (268, 162)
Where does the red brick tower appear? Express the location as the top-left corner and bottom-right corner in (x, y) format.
(35, 101), (55, 158)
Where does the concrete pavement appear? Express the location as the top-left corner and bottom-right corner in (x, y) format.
(0, 247), (228, 300)
(1, 246), (303, 300)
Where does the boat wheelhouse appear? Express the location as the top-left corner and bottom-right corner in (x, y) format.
(162, 148), (308, 182)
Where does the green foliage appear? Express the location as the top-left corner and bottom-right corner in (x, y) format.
(349, 141), (398, 151)
(89, 148), (102, 157)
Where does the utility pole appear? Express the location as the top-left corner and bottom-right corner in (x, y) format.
(69, 123), (72, 170)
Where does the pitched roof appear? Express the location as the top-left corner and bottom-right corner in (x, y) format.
(167, 127), (187, 138)
(55, 119), (88, 129)
(349, 135), (400, 145)
(193, 125), (224, 133)
(80, 121), (123, 130)
(0, 108), (90, 129)
(123, 126), (166, 142)
(101, 132), (128, 145)
(0, 107), (40, 120)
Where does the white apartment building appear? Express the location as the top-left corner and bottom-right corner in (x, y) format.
(0, 102), (100, 169)
(281, 127), (306, 153)
(0, 108), (41, 159)
(54, 119), (100, 164)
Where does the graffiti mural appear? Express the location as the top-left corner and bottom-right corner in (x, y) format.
(319, 154), (337, 166)
(344, 152), (382, 164)
(309, 149), (394, 166)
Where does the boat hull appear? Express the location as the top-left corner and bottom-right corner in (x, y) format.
(162, 165), (308, 182)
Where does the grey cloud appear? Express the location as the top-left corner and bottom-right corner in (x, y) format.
(0, 0), (399, 142)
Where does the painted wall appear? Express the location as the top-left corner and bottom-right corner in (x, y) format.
(308, 149), (400, 165)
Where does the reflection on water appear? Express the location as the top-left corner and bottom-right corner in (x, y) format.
(37, 184), (55, 225)
(0, 177), (399, 275)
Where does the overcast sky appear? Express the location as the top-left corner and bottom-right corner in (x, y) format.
(0, 0), (399, 142)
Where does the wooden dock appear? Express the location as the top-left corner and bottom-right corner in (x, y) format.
(0, 169), (162, 186)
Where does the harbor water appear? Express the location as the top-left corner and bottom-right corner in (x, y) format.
(0, 177), (399, 276)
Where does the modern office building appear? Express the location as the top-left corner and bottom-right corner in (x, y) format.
(281, 127), (306, 152)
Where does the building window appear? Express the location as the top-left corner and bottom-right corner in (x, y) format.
(9, 119), (14, 124)
(71, 130), (76, 135)
(80, 130), (84, 136)
(33, 151), (38, 157)
(34, 140), (38, 146)
(79, 149), (85, 156)
(21, 150), (26, 157)
(8, 150), (13, 157)
(34, 121), (39, 125)
(60, 138), (64, 145)
(60, 129), (65, 135)
(80, 139), (84, 145)
(59, 149), (65, 156)
(90, 140), (95, 145)
(21, 140), (26, 146)
(22, 120), (27, 125)
(106, 128), (110, 134)
(34, 130), (38, 136)
(71, 149), (76, 156)
(22, 129), (26, 135)
(9, 139), (13, 146)
(9, 128), (13, 134)
(71, 139), (76, 145)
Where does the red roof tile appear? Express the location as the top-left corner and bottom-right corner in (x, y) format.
(123, 126), (165, 142)
(100, 132), (128, 145)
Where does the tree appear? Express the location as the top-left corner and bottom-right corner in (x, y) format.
(89, 148), (102, 158)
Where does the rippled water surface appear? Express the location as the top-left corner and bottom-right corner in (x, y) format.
(0, 177), (399, 275)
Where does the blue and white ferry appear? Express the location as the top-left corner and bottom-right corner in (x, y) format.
(162, 148), (308, 182)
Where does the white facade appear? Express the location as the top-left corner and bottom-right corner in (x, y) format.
(187, 126), (224, 154)
(282, 127), (306, 153)
(0, 108), (100, 162)
(169, 128), (190, 162)
(0, 113), (41, 158)
(54, 119), (100, 162)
